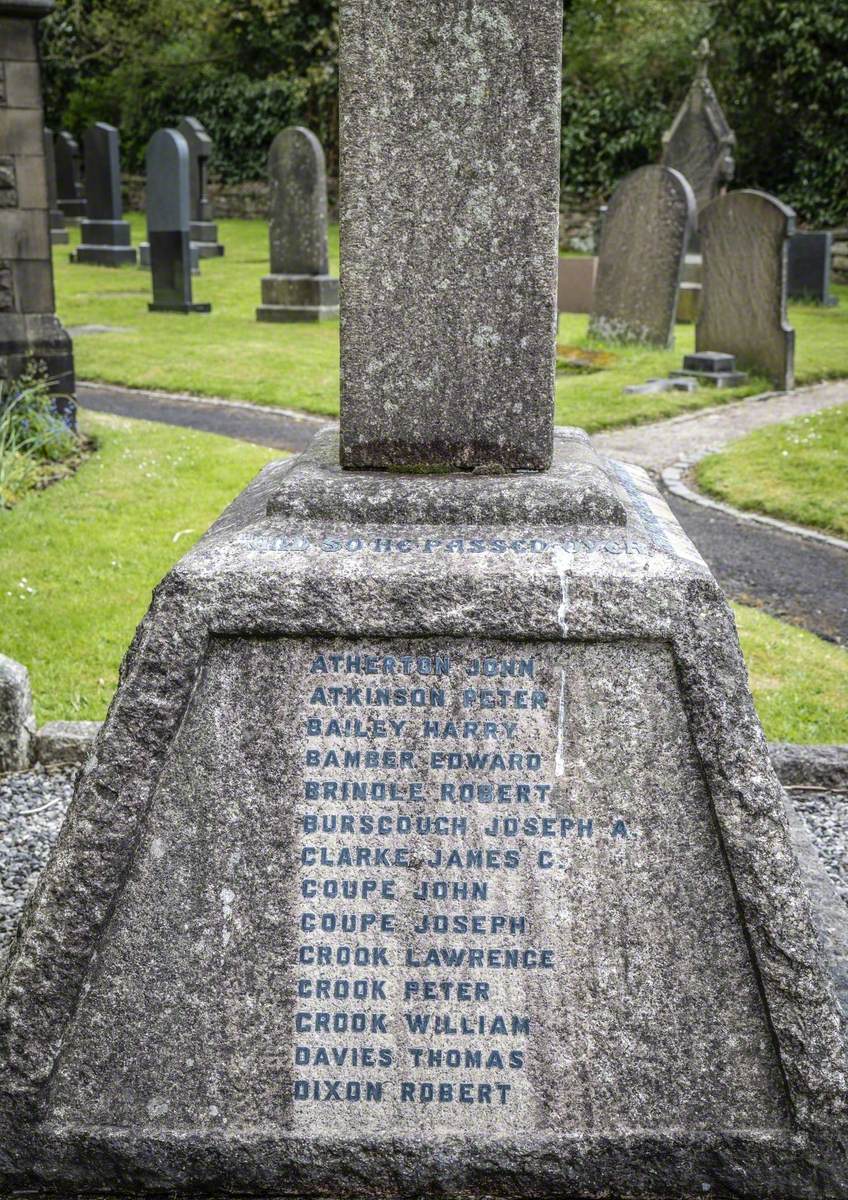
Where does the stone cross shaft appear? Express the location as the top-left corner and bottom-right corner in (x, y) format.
(339, 0), (563, 473)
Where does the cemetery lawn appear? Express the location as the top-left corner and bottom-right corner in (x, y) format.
(0, 412), (846, 742)
(54, 221), (848, 432)
(0, 411), (277, 723)
(695, 403), (848, 537)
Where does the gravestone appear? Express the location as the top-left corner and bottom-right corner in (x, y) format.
(2, 3), (846, 1197)
(42, 128), (67, 245)
(0, 0), (75, 422)
(144, 129), (210, 315)
(256, 127), (339, 323)
(55, 130), (85, 219)
(72, 123), (136, 266)
(698, 190), (796, 390)
(661, 39), (735, 218)
(589, 165), (695, 347)
(177, 116), (224, 258)
(788, 231), (838, 306)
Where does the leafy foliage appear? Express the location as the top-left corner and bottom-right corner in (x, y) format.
(39, 0), (848, 224)
(0, 375), (78, 507)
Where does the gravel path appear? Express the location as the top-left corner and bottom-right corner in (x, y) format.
(592, 379), (848, 473)
(78, 380), (330, 454)
(0, 765), (75, 958)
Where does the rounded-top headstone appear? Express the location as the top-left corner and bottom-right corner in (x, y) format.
(268, 126), (330, 278)
(697, 189), (796, 390)
(145, 128), (190, 233)
(589, 164), (696, 348)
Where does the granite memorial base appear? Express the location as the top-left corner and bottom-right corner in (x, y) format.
(191, 221), (225, 258)
(671, 349), (747, 387)
(72, 220), (137, 267)
(1, 427), (845, 1198)
(257, 273), (340, 322)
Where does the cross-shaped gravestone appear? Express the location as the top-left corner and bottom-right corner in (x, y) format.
(338, 3), (562, 472)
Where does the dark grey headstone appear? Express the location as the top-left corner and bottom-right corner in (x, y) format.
(144, 129), (210, 315)
(0, 1), (75, 420)
(338, 1), (562, 472)
(55, 131), (85, 218)
(661, 39), (736, 216)
(72, 123), (136, 266)
(589, 165), (695, 347)
(698, 189), (795, 390)
(788, 231), (838, 305)
(177, 116), (224, 257)
(256, 127), (338, 324)
(42, 127), (68, 244)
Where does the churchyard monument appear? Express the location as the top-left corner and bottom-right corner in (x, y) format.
(788, 231), (838, 306)
(0, 0), (75, 420)
(0, 2), (845, 1197)
(589, 165), (695, 347)
(144, 129), (211, 315)
(177, 116), (225, 259)
(257, 127), (339, 323)
(54, 130), (85, 219)
(72, 123), (136, 266)
(661, 38), (735, 218)
(697, 189), (796, 390)
(42, 127), (68, 245)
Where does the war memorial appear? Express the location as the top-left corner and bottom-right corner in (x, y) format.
(0, 2), (846, 1198)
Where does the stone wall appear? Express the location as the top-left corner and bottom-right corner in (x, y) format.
(831, 227), (848, 285)
(123, 175), (339, 222)
(559, 193), (604, 253)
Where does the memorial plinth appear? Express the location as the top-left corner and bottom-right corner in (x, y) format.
(1, 427), (847, 1196)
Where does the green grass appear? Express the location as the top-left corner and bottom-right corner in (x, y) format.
(0, 410), (277, 722)
(55, 215), (341, 415)
(1, 410), (845, 742)
(55, 218), (848, 432)
(733, 605), (848, 744)
(696, 404), (848, 537)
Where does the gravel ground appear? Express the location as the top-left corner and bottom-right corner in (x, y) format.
(792, 786), (848, 906)
(0, 768), (846, 962)
(0, 765), (75, 959)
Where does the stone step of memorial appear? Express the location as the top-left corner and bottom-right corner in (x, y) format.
(671, 349), (748, 387)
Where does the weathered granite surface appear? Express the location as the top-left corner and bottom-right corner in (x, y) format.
(257, 127), (338, 323)
(0, 652), (34, 774)
(589, 165), (695, 348)
(72, 123), (136, 267)
(661, 38), (735, 216)
(338, 0), (562, 472)
(177, 116), (224, 258)
(145, 128), (210, 315)
(0, 0), (75, 419)
(1, 430), (845, 1197)
(698, 189), (795, 390)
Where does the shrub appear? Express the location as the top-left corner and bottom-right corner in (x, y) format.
(0, 376), (78, 508)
